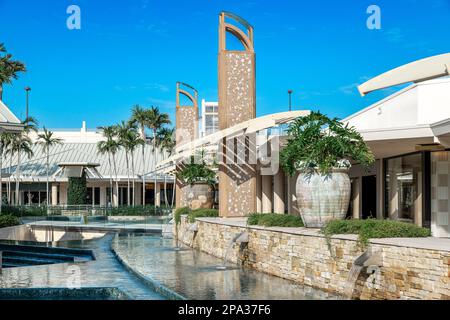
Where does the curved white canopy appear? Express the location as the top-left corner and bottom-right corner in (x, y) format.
(156, 110), (310, 173)
(358, 53), (450, 96)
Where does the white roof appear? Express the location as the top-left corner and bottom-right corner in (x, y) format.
(0, 99), (23, 132)
(345, 77), (450, 158)
(2, 142), (173, 182)
(358, 53), (450, 96)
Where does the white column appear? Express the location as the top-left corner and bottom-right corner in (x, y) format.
(376, 159), (384, 219)
(415, 172), (423, 227)
(352, 178), (360, 219)
(262, 175), (272, 213)
(135, 183), (142, 206)
(100, 186), (107, 206)
(155, 182), (161, 207)
(256, 171), (262, 213)
(59, 183), (67, 205)
(51, 184), (58, 206)
(113, 186), (119, 207)
(273, 170), (285, 213)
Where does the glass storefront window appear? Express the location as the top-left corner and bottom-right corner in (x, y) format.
(385, 153), (422, 224)
(430, 151), (450, 237)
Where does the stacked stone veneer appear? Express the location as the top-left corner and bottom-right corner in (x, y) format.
(177, 216), (450, 300)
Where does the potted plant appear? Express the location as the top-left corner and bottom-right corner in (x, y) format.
(280, 111), (374, 228)
(176, 152), (216, 210)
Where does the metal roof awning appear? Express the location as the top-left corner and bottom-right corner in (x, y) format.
(0, 99), (24, 133)
(53, 162), (102, 179)
(155, 110), (310, 174)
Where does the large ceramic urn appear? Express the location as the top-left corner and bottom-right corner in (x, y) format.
(186, 182), (214, 210)
(296, 168), (351, 228)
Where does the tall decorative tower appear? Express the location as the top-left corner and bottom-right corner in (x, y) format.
(218, 12), (256, 217)
(175, 82), (199, 208)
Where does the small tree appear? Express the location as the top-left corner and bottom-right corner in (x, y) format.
(67, 175), (87, 205)
(176, 152), (216, 186)
(280, 111), (375, 176)
(37, 127), (63, 207)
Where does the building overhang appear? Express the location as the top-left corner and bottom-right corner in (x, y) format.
(358, 53), (450, 96)
(155, 110), (310, 174)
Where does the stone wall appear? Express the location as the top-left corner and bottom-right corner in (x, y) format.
(176, 216), (450, 300)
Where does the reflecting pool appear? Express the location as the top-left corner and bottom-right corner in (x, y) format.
(112, 234), (343, 300)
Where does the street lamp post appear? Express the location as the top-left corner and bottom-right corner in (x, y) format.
(24, 86), (31, 121)
(287, 89), (293, 111)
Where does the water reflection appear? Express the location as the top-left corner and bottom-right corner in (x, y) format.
(112, 234), (343, 300)
(0, 235), (163, 300)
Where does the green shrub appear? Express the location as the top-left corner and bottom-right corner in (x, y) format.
(247, 213), (304, 227)
(174, 207), (189, 225)
(0, 214), (21, 228)
(188, 208), (219, 223)
(1, 205), (48, 217)
(67, 176), (87, 205)
(322, 218), (431, 247)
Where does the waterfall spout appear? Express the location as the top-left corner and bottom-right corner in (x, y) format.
(188, 223), (199, 232)
(233, 231), (249, 244)
(345, 249), (383, 299)
(217, 231), (249, 270)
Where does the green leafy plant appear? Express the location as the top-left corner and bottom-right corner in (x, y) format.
(0, 214), (21, 228)
(322, 218), (431, 247)
(1, 205), (49, 217)
(247, 213), (304, 227)
(174, 207), (219, 224)
(67, 176), (87, 205)
(176, 152), (216, 186)
(188, 208), (219, 223)
(174, 207), (189, 225)
(280, 111), (375, 176)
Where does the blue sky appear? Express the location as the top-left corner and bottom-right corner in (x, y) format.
(0, 0), (449, 129)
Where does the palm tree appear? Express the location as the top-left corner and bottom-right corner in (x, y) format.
(0, 132), (14, 212)
(99, 126), (119, 207)
(5, 117), (38, 205)
(0, 43), (26, 101)
(124, 130), (144, 206)
(130, 105), (149, 206)
(146, 107), (170, 206)
(116, 121), (137, 206)
(97, 140), (113, 207)
(7, 134), (33, 205)
(156, 127), (175, 206)
(37, 128), (63, 207)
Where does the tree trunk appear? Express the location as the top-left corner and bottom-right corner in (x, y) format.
(0, 84), (3, 102)
(108, 153), (113, 207)
(8, 155), (12, 204)
(112, 154), (119, 207)
(153, 129), (157, 207)
(141, 144), (146, 206)
(0, 144), (3, 214)
(46, 147), (49, 213)
(15, 151), (20, 205)
(125, 152), (130, 206)
(131, 151), (136, 207)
